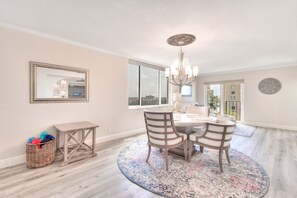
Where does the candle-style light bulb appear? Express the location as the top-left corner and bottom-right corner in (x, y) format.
(165, 68), (170, 77)
(193, 66), (199, 76)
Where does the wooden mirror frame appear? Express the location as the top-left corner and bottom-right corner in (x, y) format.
(30, 61), (89, 103)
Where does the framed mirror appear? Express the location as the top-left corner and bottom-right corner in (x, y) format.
(30, 61), (89, 103)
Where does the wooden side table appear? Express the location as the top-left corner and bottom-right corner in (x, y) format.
(54, 121), (99, 166)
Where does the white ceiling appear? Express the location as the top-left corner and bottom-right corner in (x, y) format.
(0, 0), (297, 74)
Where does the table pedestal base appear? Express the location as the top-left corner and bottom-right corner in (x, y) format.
(169, 142), (199, 161)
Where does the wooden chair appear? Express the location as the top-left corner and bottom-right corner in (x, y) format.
(144, 110), (188, 171)
(188, 120), (235, 172)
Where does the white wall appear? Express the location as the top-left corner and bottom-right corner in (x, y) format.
(0, 26), (149, 164)
(196, 66), (297, 130)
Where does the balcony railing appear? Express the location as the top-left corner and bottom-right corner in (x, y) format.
(224, 101), (241, 121)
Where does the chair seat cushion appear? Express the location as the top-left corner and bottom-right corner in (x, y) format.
(149, 132), (186, 146)
(190, 133), (230, 147)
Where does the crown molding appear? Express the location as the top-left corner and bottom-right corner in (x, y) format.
(198, 63), (297, 77)
(0, 21), (127, 59)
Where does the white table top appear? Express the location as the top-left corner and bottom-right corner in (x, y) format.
(173, 113), (217, 127)
(54, 121), (99, 133)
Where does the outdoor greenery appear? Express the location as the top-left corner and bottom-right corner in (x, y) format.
(207, 88), (221, 116)
(208, 95), (220, 111)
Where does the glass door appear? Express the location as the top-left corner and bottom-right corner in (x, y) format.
(206, 82), (243, 121)
(224, 83), (242, 121)
(206, 84), (221, 116)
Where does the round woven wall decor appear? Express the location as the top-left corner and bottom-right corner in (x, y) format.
(258, 78), (281, 95)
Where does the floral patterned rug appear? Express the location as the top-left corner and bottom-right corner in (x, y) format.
(233, 123), (257, 137)
(117, 139), (269, 198)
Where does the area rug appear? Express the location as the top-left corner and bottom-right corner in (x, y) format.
(117, 139), (269, 198)
(233, 123), (257, 137)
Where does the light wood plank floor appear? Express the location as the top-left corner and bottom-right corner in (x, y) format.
(0, 127), (296, 198)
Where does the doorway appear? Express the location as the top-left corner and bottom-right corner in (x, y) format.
(205, 81), (243, 121)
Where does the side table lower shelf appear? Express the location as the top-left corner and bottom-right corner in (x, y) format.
(57, 145), (98, 166)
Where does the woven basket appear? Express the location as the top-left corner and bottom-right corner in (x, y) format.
(26, 139), (56, 168)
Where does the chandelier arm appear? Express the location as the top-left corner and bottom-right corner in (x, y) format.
(184, 76), (197, 85)
(168, 81), (179, 86)
(167, 78), (180, 86)
(171, 76), (181, 85)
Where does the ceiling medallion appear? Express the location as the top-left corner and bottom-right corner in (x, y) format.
(167, 34), (196, 46)
(258, 78), (282, 95)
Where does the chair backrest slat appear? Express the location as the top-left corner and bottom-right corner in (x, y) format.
(147, 130), (176, 134)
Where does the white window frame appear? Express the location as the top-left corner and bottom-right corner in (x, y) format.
(128, 60), (169, 109)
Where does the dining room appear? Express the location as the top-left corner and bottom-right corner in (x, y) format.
(0, 1), (297, 198)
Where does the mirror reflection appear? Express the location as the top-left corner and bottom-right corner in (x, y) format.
(30, 62), (89, 103)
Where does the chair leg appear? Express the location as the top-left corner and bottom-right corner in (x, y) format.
(159, 148), (163, 153)
(164, 149), (169, 171)
(146, 145), (151, 162)
(183, 140), (188, 161)
(200, 146), (204, 153)
(188, 141), (193, 162)
(225, 149), (231, 164)
(219, 149), (223, 172)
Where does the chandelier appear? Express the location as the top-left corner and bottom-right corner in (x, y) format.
(165, 34), (199, 92)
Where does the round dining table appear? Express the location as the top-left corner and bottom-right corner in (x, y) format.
(173, 113), (216, 128)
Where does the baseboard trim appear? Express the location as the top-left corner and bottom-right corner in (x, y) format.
(243, 121), (297, 131)
(0, 155), (26, 169)
(0, 128), (146, 169)
(95, 128), (145, 144)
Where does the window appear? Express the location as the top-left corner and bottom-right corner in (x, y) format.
(128, 60), (168, 107)
(181, 85), (192, 97)
(128, 64), (140, 105)
(141, 66), (159, 105)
